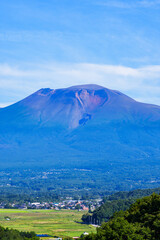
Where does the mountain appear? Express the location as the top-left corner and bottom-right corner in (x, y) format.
(0, 84), (160, 190)
(1, 84), (159, 128)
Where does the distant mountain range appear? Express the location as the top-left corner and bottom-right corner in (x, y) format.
(0, 84), (159, 175)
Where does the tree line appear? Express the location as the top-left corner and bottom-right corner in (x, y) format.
(0, 226), (39, 240)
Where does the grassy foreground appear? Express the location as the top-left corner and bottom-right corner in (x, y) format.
(0, 209), (96, 238)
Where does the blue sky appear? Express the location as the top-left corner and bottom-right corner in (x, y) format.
(0, 0), (160, 106)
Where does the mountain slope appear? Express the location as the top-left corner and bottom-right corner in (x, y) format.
(0, 84), (159, 129)
(0, 84), (159, 181)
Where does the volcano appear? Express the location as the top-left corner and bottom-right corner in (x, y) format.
(0, 84), (159, 171)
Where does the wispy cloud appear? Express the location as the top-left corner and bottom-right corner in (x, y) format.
(96, 0), (160, 8)
(0, 62), (160, 107)
(139, 0), (160, 7)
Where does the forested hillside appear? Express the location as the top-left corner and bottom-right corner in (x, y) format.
(82, 188), (160, 224)
(80, 193), (160, 240)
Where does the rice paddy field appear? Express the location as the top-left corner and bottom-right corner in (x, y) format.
(0, 209), (96, 239)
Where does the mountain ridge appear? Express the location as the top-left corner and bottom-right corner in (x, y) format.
(0, 84), (159, 129)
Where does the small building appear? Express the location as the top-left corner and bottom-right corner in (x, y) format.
(80, 232), (89, 238)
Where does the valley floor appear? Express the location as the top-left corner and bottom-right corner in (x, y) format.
(0, 209), (96, 238)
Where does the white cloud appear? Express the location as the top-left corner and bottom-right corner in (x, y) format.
(0, 64), (29, 77)
(0, 102), (14, 108)
(0, 62), (160, 107)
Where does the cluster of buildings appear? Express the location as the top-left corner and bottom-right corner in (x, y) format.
(0, 198), (102, 211)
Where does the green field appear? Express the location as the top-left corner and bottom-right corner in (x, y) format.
(0, 209), (96, 238)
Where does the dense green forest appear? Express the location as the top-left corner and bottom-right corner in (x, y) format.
(80, 193), (160, 240)
(0, 226), (39, 240)
(82, 188), (160, 224)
